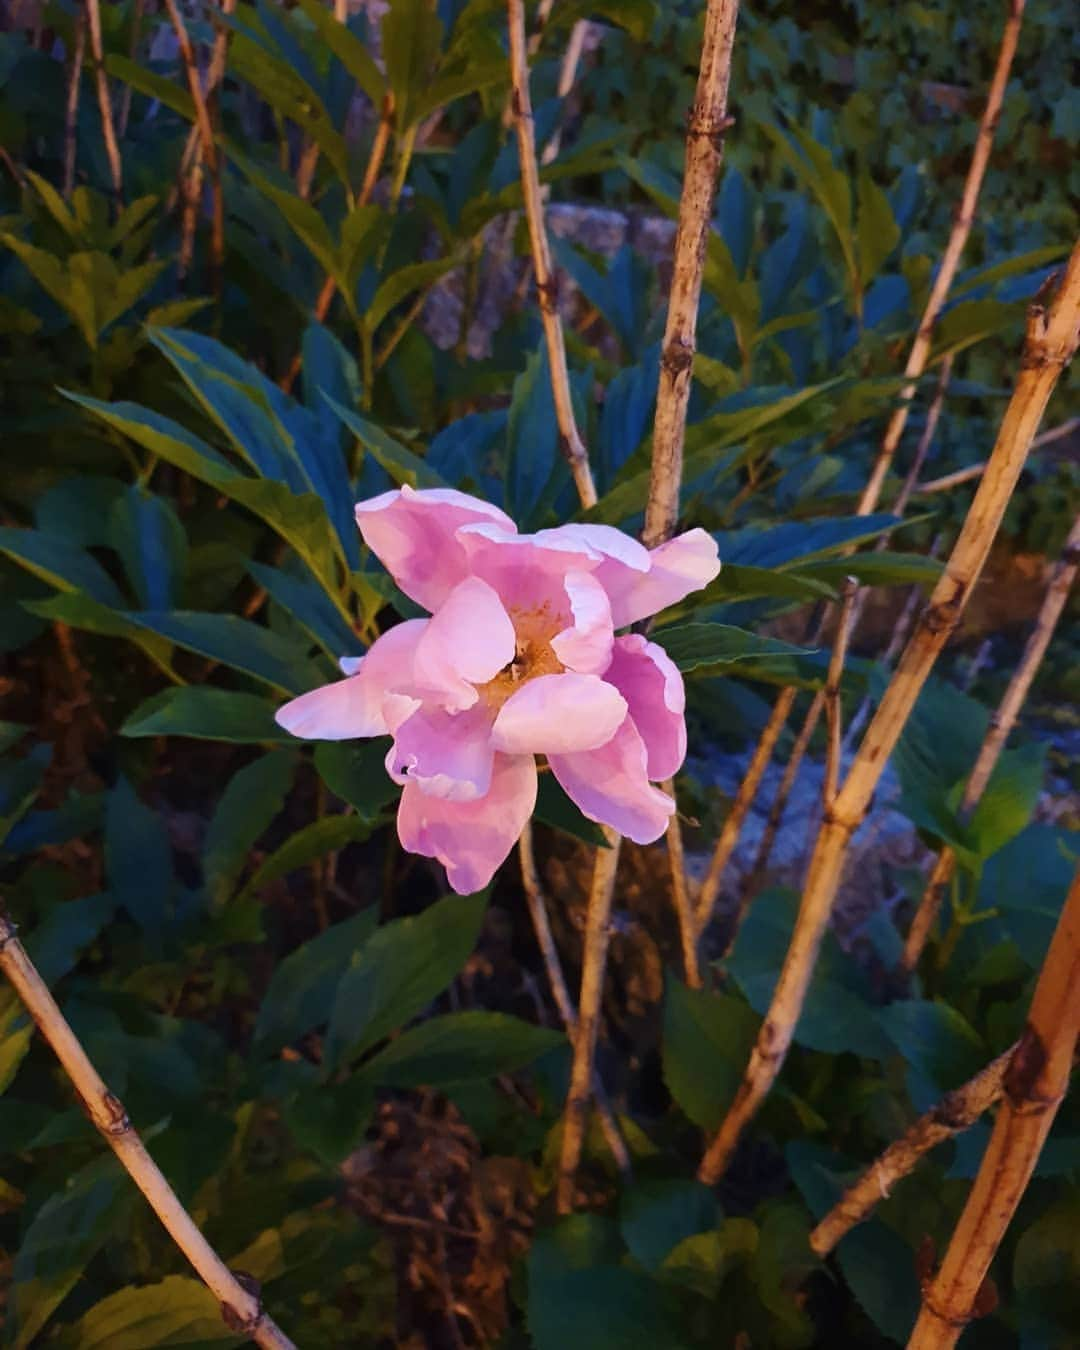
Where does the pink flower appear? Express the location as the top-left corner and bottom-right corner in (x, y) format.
(276, 487), (720, 893)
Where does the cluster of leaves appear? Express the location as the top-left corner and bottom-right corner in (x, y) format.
(0, 0), (1077, 1346)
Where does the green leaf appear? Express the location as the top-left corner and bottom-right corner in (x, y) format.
(718, 513), (904, 568)
(763, 122), (857, 297)
(878, 999), (986, 1097)
(105, 777), (173, 938)
(248, 560), (356, 660)
(104, 53), (197, 122)
(930, 298), (1019, 363)
(367, 255), (461, 332)
(63, 393), (240, 486)
(11, 1158), (131, 1350)
(313, 740), (399, 821)
(203, 750), (296, 908)
(855, 166), (899, 289)
(121, 688), (293, 743)
(966, 742), (1046, 860)
(534, 773), (611, 847)
(325, 891), (487, 1068)
(547, 0), (657, 42)
(505, 344), (563, 528)
(0, 527), (126, 608)
(59, 1275), (236, 1347)
(527, 1259), (691, 1350)
(381, 0), (444, 131)
(798, 550), (943, 589)
(697, 563), (837, 607)
(325, 396), (448, 488)
(239, 815), (373, 902)
(619, 1179), (718, 1273)
(292, 0), (386, 106)
(652, 623), (815, 674)
(123, 611), (323, 695)
(362, 1011), (564, 1088)
(662, 978), (759, 1130)
(952, 242), (1070, 301)
(108, 486), (188, 610)
(254, 910), (379, 1054)
(227, 29), (350, 185)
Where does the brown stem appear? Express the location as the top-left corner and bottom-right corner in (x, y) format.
(539, 19), (589, 167)
(518, 825), (631, 1172)
(555, 827), (621, 1212)
(900, 508), (1080, 972)
(892, 356), (954, 519)
(907, 864), (1080, 1348)
(822, 577), (856, 806)
(913, 416), (1077, 497)
(642, 0), (740, 548)
(858, 0), (1025, 516)
(698, 240), (1080, 1187)
(660, 781), (701, 987)
(84, 0), (123, 202)
(280, 93), (394, 395)
(64, 18), (86, 199)
(810, 1043), (1017, 1257)
(506, 0), (598, 510)
(162, 0), (225, 295)
(696, 686), (796, 940)
(0, 911), (297, 1350)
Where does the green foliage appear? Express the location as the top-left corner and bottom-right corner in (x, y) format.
(0, 0), (1076, 1345)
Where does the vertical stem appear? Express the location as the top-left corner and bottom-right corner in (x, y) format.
(539, 19), (589, 167)
(64, 17), (86, 200)
(642, 0), (740, 549)
(697, 241), (1080, 1187)
(506, 0), (598, 510)
(822, 576), (856, 806)
(907, 865), (1080, 1349)
(662, 782), (700, 987)
(555, 828), (622, 1213)
(518, 826), (631, 1172)
(116, 0), (144, 140)
(696, 685), (796, 938)
(84, 0), (123, 202)
(901, 509), (1080, 972)
(0, 913), (297, 1350)
(858, 0), (1025, 515)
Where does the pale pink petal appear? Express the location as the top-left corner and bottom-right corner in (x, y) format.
(456, 522), (599, 613)
(386, 704), (495, 802)
(536, 523), (651, 576)
(604, 634), (687, 780)
(550, 571), (614, 675)
(549, 717), (675, 844)
(491, 673), (626, 755)
(397, 752), (538, 894)
(411, 576), (516, 713)
(355, 485), (516, 611)
(277, 620), (426, 740)
(606, 528), (721, 627)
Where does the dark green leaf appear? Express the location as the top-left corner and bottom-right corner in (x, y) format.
(59, 1275), (236, 1348)
(105, 778), (173, 938)
(108, 486), (188, 610)
(0, 527), (126, 608)
(652, 623), (815, 674)
(121, 688), (293, 743)
(124, 611), (323, 694)
(362, 1012), (564, 1088)
(313, 740), (399, 820)
(534, 773), (611, 847)
(325, 396), (448, 488)
(662, 977), (759, 1130)
(203, 750), (296, 909)
(619, 1179), (718, 1273)
(240, 815), (374, 903)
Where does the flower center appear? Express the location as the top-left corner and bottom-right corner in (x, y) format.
(476, 603), (565, 711)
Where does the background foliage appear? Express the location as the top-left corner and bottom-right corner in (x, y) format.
(0, 0), (1077, 1345)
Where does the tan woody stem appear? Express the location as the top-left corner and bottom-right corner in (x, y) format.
(0, 911), (296, 1349)
(907, 864), (1080, 1348)
(697, 240), (1080, 1187)
(901, 508), (1080, 972)
(84, 0), (123, 202)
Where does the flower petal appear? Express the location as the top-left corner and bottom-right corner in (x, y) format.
(387, 704), (495, 802)
(397, 752), (538, 894)
(456, 522), (599, 613)
(491, 673), (626, 755)
(604, 634), (687, 780)
(606, 528), (721, 627)
(355, 485), (516, 611)
(412, 576), (516, 712)
(276, 620), (426, 740)
(549, 717), (675, 844)
(550, 570), (614, 675)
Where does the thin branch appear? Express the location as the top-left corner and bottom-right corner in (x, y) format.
(696, 686), (796, 939)
(908, 864), (1080, 1349)
(63, 17), (86, 199)
(892, 356), (954, 519)
(900, 508), (1080, 973)
(698, 240), (1080, 1187)
(642, 0), (740, 548)
(507, 0), (598, 509)
(857, 0), (1025, 516)
(162, 0), (225, 293)
(539, 20), (589, 167)
(914, 415), (1078, 496)
(518, 825), (631, 1173)
(0, 910), (297, 1350)
(555, 828), (622, 1213)
(661, 782), (701, 987)
(822, 577), (856, 806)
(810, 1043), (1016, 1257)
(280, 92), (395, 395)
(84, 0), (123, 202)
